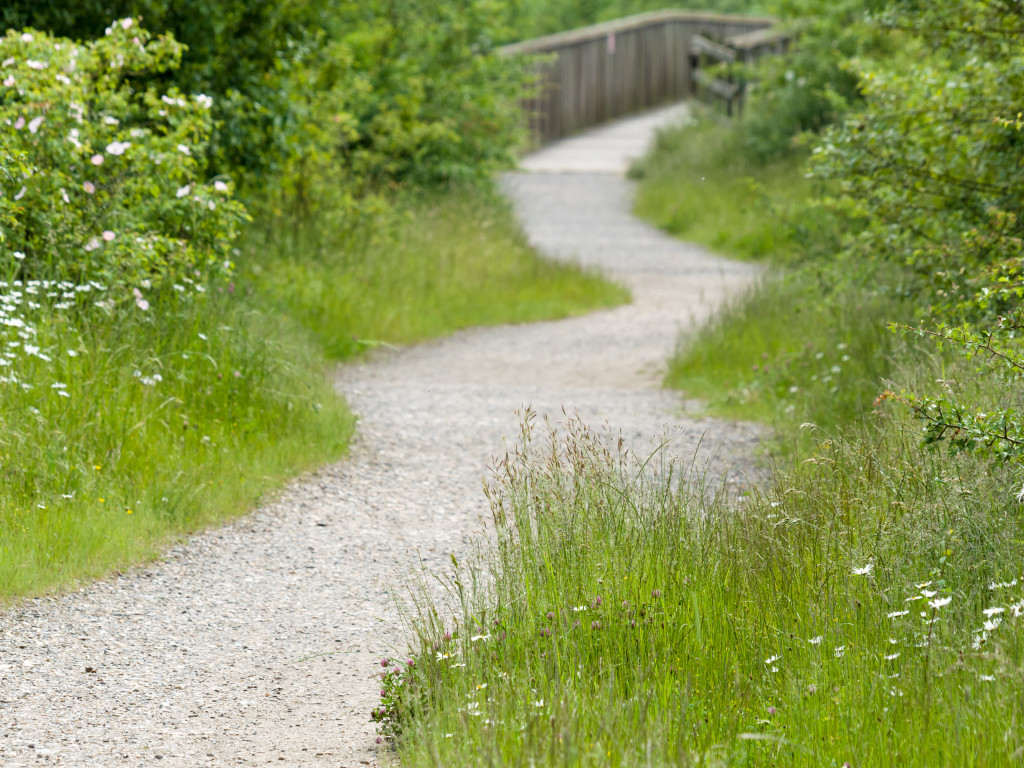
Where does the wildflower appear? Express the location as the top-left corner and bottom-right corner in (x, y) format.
(21, 32), (33, 42)
(380, 658), (389, 668)
(767, 706), (777, 716)
(852, 563), (873, 576)
(983, 618), (1002, 632)
(920, 589), (937, 599)
(91, 154), (104, 166)
(884, 653), (900, 661)
(176, 185), (191, 198)
(887, 610), (909, 618)
(83, 182), (95, 194)
(2, 76), (14, 87)
(651, 589), (663, 599)
(14, 187), (26, 201)
(105, 140), (130, 156)
(929, 596), (952, 610)
(470, 634), (490, 642)
(765, 654), (781, 666)
(214, 180), (229, 193)
(808, 636), (823, 645)
(177, 144), (191, 156)
(572, 605), (587, 612)
(983, 607), (1004, 617)
(12, 252), (25, 261)
(26, 60), (46, 70)
(834, 646), (845, 658)
(980, 675), (995, 682)
(102, 231), (115, 242)
(28, 116), (43, 134)
(120, 17), (133, 30)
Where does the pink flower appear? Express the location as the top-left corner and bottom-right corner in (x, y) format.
(28, 116), (43, 134)
(102, 230), (115, 242)
(3, 76), (14, 87)
(83, 182), (95, 195)
(91, 154), (104, 166)
(13, 116), (24, 130)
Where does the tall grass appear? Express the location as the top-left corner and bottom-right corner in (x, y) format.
(0, 282), (352, 599)
(244, 185), (629, 360)
(384, 412), (1024, 766)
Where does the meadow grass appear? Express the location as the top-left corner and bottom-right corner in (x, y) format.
(383, 412), (1024, 766)
(244, 185), (629, 360)
(631, 119), (839, 264)
(0, 279), (353, 599)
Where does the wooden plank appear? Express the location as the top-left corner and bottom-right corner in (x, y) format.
(691, 34), (736, 63)
(499, 10), (774, 55)
(725, 27), (790, 51)
(691, 69), (739, 100)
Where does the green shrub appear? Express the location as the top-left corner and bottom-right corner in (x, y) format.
(0, 22), (245, 288)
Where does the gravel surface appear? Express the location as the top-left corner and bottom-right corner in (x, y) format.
(0, 104), (765, 767)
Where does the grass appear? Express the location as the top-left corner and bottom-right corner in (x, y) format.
(382, 410), (1024, 766)
(0, 280), (353, 599)
(631, 119), (839, 264)
(244, 185), (629, 360)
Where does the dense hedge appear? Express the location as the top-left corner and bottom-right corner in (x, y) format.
(2, 0), (529, 201)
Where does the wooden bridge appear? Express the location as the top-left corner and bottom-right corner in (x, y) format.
(502, 10), (789, 146)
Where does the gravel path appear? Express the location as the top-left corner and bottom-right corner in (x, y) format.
(0, 103), (764, 767)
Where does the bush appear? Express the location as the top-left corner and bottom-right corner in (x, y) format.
(0, 21), (245, 289)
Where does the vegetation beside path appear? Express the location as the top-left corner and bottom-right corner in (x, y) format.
(0, 8), (624, 599)
(381, 0), (1024, 764)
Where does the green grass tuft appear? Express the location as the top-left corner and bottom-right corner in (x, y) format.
(244, 185), (629, 360)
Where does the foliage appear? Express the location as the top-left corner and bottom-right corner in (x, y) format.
(885, 310), (1024, 467)
(809, 0), (1024, 463)
(0, 22), (245, 288)
(2, 0), (532, 205)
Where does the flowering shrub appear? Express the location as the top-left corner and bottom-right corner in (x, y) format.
(0, 20), (246, 288)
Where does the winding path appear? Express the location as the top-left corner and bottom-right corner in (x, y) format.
(0, 103), (762, 767)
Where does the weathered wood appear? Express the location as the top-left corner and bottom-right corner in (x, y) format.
(501, 10), (779, 146)
(691, 34), (736, 63)
(691, 69), (739, 100)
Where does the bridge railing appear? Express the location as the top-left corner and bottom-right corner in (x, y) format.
(501, 10), (779, 147)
